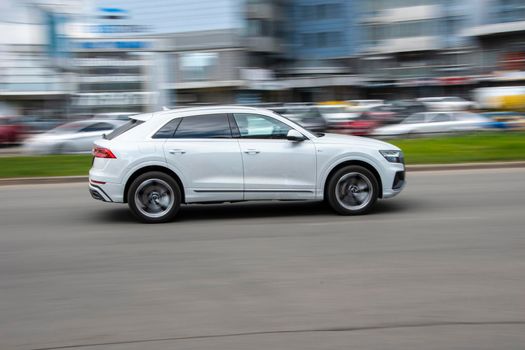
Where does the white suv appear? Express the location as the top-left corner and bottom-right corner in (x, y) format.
(89, 106), (405, 223)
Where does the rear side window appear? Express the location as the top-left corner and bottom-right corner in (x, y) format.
(173, 114), (231, 139)
(106, 119), (143, 140)
(431, 113), (453, 123)
(152, 118), (181, 139)
(403, 113), (426, 124)
(80, 122), (115, 132)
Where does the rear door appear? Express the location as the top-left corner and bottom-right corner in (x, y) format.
(162, 113), (243, 202)
(423, 113), (454, 133)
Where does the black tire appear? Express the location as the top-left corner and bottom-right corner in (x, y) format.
(327, 165), (379, 215)
(128, 171), (181, 223)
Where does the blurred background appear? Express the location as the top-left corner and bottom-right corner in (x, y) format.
(1, 0), (525, 152)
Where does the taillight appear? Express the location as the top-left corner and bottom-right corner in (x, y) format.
(92, 146), (116, 159)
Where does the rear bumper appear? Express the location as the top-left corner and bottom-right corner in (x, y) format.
(88, 180), (125, 203)
(89, 183), (113, 202)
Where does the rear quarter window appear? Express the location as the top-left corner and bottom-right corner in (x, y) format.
(106, 119), (143, 140)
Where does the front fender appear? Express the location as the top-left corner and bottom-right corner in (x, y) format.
(317, 151), (387, 199)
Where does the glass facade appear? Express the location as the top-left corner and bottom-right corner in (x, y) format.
(289, 0), (360, 59)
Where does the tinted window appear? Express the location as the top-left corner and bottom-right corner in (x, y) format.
(80, 122), (115, 132)
(107, 119), (144, 140)
(152, 118), (181, 139)
(402, 113), (426, 124)
(174, 114), (231, 139)
(431, 113), (453, 122)
(233, 113), (291, 139)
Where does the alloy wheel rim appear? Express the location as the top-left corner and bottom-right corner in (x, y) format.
(134, 179), (174, 218)
(335, 172), (373, 211)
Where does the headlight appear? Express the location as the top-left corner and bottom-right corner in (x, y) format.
(379, 150), (404, 163)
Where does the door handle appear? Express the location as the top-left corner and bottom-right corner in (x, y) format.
(244, 149), (260, 155)
(168, 149), (186, 154)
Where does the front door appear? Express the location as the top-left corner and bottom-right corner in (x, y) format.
(232, 113), (317, 200)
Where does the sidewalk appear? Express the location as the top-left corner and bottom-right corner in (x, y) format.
(1, 161), (524, 186)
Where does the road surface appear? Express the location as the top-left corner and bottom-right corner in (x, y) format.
(1, 169), (524, 349)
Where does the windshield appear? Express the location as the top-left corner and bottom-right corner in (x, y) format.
(48, 121), (88, 134)
(402, 114), (426, 124)
(319, 107), (347, 114)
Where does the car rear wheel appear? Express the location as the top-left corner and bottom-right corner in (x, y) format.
(128, 171), (181, 223)
(327, 165), (378, 215)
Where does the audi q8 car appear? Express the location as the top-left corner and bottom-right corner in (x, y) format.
(89, 106), (405, 223)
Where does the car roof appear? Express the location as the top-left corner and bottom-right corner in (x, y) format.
(131, 105), (274, 122)
(62, 119), (123, 126)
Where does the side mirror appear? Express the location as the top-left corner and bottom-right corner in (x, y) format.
(286, 129), (306, 142)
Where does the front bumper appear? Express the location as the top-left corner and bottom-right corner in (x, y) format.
(381, 163), (406, 199)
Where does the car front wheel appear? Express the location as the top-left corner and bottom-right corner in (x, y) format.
(128, 171), (181, 223)
(327, 165), (378, 215)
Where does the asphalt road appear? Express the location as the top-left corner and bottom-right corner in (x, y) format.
(1, 168), (525, 350)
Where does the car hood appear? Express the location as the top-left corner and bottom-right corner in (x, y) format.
(314, 133), (399, 150)
(25, 133), (80, 143)
(322, 112), (360, 120)
(373, 124), (412, 134)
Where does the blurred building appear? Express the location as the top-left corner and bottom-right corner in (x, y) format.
(69, 6), (157, 116)
(0, 0), (78, 117)
(358, 0), (480, 99)
(71, 0), (284, 110)
(4, 0), (523, 114)
(71, 0), (368, 108)
(277, 0), (362, 101)
(464, 0), (525, 84)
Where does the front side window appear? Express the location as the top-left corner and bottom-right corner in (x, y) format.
(233, 113), (291, 139)
(403, 113), (426, 124)
(173, 114), (231, 139)
(430, 113), (453, 123)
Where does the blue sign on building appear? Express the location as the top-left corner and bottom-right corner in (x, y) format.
(77, 41), (151, 50)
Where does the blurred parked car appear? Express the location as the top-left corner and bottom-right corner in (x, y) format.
(346, 99), (384, 108)
(271, 106), (327, 132)
(0, 117), (26, 145)
(93, 112), (138, 121)
(482, 112), (525, 130)
(18, 116), (63, 134)
(373, 111), (489, 137)
(384, 99), (428, 122)
(24, 119), (125, 154)
(317, 104), (362, 127)
(417, 97), (476, 111)
(340, 106), (397, 136)
(474, 86), (525, 110)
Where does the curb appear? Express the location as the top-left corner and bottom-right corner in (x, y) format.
(1, 161), (525, 186)
(0, 176), (88, 186)
(406, 161), (525, 172)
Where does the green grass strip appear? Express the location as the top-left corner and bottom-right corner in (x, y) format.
(0, 132), (524, 178)
(390, 132), (525, 164)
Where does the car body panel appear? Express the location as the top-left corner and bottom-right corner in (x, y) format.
(163, 138), (244, 202)
(238, 138), (317, 200)
(89, 106), (405, 205)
